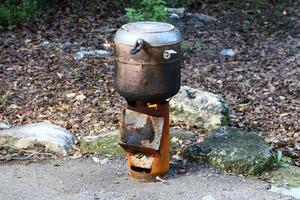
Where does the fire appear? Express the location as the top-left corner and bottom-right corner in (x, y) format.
(147, 103), (158, 109)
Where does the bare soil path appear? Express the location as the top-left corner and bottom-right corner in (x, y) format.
(0, 158), (295, 200)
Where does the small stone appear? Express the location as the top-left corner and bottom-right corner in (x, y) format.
(155, 176), (168, 184)
(172, 154), (183, 161)
(279, 96), (286, 100)
(71, 151), (83, 159)
(92, 156), (100, 163)
(179, 168), (187, 174)
(92, 98), (99, 106)
(75, 94), (86, 101)
(24, 39), (32, 44)
(0, 123), (10, 129)
(220, 49), (235, 57)
(202, 194), (215, 200)
(99, 158), (109, 165)
(171, 137), (180, 143)
(66, 93), (76, 98)
(56, 72), (64, 79)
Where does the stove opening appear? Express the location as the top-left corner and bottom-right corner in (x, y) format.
(130, 166), (152, 173)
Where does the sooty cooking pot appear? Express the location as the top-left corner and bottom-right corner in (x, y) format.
(114, 21), (182, 101)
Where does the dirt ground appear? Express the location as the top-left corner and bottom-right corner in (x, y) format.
(0, 158), (296, 200)
(0, 1), (299, 164)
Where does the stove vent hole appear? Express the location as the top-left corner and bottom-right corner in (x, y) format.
(130, 166), (152, 173)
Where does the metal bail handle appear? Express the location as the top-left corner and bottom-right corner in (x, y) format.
(130, 39), (145, 55)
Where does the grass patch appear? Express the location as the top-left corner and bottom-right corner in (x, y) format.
(0, 0), (60, 25)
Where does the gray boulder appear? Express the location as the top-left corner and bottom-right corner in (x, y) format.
(0, 123), (76, 155)
(185, 13), (218, 24)
(166, 7), (218, 24)
(170, 86), (230, 130)
(183, 127), (273, 175)
(167, 7), (185, 19)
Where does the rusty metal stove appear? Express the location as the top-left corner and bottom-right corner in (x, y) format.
(113, 22), (182, 182)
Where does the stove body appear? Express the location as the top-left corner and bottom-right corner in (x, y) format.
(114, 22), (182, 181)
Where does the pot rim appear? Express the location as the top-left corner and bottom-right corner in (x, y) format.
(114, 21), (182, 47)
(122, 21), (175, 33)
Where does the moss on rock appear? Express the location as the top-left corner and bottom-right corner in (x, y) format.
(80, 128), (197, 157)
(183, 127), (273, 176)
(80, 134), (123, 156)
(270, 165), (300, 188)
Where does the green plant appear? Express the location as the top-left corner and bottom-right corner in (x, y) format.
(248, 0), (268, 7)
(124, 8), (144, 22)
(272, 150), (290, 168)
(241, 20), (251, 32)
(0, 0), (35, 25)
(181, 41), (193, 56)
(0, 0), (59, 25)
(79, 135), (123, 156)
(9, 103), (19, 110)
(71, 68), (80, 79)
(125, 0), (168, 22)
(0, 91), (10, 102)
(166, 0), (197, 7)
(181, 40), (212, 56)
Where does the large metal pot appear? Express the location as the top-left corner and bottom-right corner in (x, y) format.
(114, 21), (182, 101)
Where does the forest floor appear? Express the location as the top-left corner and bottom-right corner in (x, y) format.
(0, 1), (299, 165)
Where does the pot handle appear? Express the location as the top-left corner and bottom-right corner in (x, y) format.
(163, 49), (177, 59)
(130, 39), (144, 55)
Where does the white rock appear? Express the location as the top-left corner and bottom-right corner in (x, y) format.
(0, 123), (76, 155)
(73, 49), (112, 60)
(66, 92), (76, 98)
(170, 86), (229, 130)
(0, 123), (10, 129)
(92, 157), (109, 165)
(75, 94), (86, 101)
(220, 48), (235, 57)
(155, 176), (168, 184)
(202, 194), (215, 200)
(99, 158), (109, 165)
(92, 156), (100, 163)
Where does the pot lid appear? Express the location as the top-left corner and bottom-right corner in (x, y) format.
(114, 21), (182, 47)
